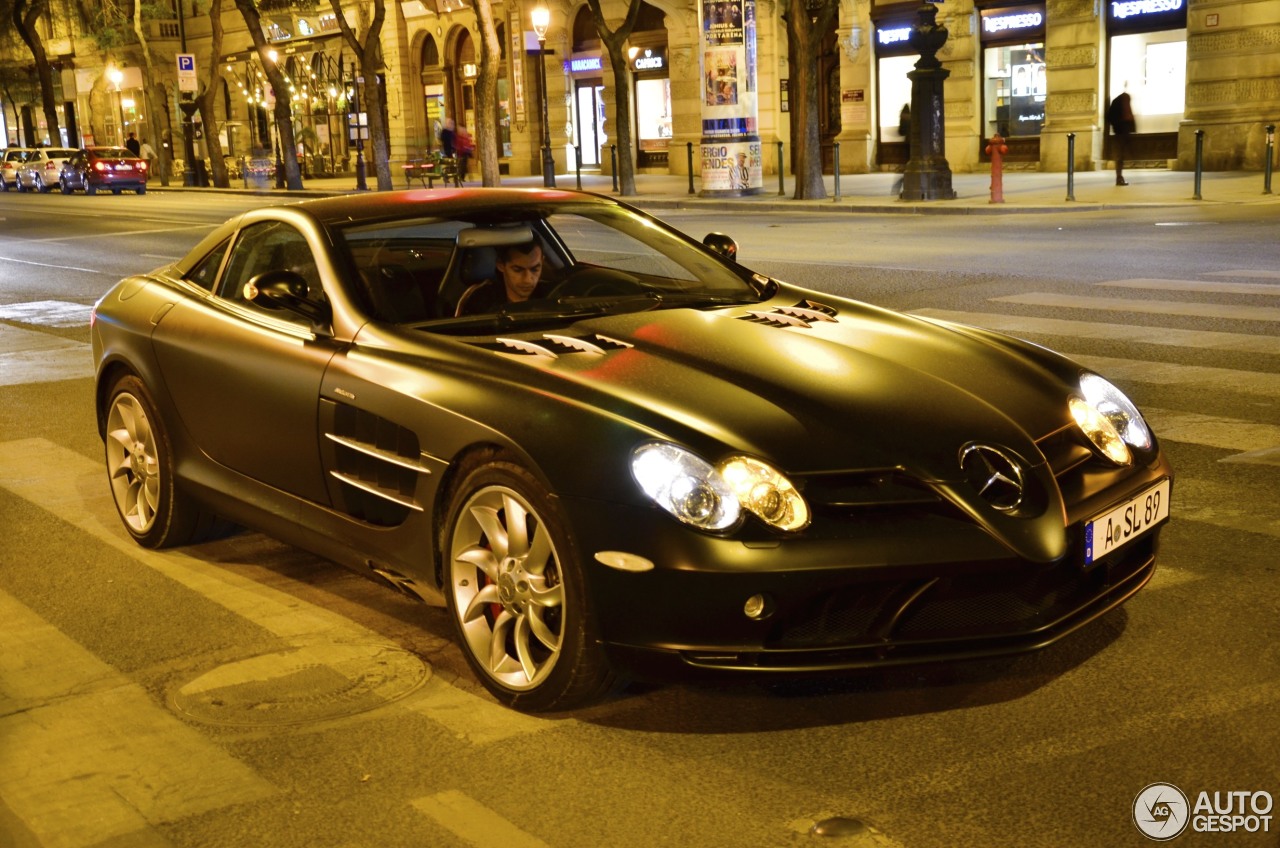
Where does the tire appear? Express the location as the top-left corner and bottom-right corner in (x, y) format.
(15, 180), (26, 193)
(137, 185), (147, 195)
(35, 176), (48, 193)
(61, 179), (73, 194)
(443, 456), (618, 711)
(112, 188), (122, 195)
(103, 374), (225, 548)
(86, 183), (97, 195)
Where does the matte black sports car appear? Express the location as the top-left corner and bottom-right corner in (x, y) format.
(91, 189), (1172, 711)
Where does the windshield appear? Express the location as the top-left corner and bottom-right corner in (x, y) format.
(334, 202), (762, 329)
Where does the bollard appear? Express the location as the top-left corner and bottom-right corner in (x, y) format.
(1065, 133), (1076, 202)
(611, 145), (618, 192)
(833, 142), (841, 202)
(777, 140), (785, 196)
(1193, 129), (1204, 200)
(1265, 124), (1275, 195)
(985, 133), (1007, 203)
(687, 142), (695, 195)
(575, 145), (582, 190)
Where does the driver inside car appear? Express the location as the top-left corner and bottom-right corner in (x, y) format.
(456, 241), (546, 316)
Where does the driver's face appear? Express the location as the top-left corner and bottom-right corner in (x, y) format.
(496, 245), (543, 302)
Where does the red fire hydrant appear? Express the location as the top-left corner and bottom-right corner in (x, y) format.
(986, 133), (1008, 203)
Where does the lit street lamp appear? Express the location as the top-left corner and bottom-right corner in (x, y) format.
(531, 2), (555, 188)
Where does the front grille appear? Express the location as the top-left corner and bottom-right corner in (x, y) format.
(770, 535), (1156, 650)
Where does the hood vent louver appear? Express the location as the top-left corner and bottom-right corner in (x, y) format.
(485, 333), (635, 359)
(740, 299), (840, 329)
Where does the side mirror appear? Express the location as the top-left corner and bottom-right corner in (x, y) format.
(703, 232), (738, 262)
(243, 270), (330, 328)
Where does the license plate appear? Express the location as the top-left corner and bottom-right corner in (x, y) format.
(116, 164), (133, 171)
(1083, 478), (1170, 565)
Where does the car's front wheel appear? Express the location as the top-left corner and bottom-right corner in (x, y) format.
(60, 178), (73, 194)
(104, 374), (224, 548)
(443, 456), (618, 711)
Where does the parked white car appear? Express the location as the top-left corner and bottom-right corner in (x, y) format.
(0, 147), (34, 191)
(15, 147), (78, 192)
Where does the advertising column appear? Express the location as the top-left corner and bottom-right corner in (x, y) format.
(698, 0), (763, 196)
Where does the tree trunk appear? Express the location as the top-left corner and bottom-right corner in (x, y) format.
(587, 0), (642, 195)
(331, 0), (392, 190)
(132, 0), (174, 185)
(196, 0), (229, 187)
(236, 0), (303, 189)
(785, 0), (837, 200)
(474, 0), (501, 187)
(14, 0), (62, 145)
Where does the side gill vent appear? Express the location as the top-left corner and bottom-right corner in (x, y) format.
(739, 299), (840, 329)
(487, 334), (635, 358)
(325, 404), (430, 526)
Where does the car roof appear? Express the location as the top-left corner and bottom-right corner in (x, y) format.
(292, 187), (621, 227)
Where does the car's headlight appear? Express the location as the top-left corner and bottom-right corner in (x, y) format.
(1069, 373), (1153, 466)
(630, 443), (809, 533)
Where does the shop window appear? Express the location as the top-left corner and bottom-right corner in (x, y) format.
(1109, 30), (1186, 134)
(984, 43), (1045, 138)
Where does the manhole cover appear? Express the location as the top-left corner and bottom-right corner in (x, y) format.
(170, 644), (430, 727)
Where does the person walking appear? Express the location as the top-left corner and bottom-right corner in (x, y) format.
(454, 125), (473, 185)
(1107, 89), (1135, 186)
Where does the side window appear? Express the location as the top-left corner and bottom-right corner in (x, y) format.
(185, 239), (231, 291)
(218, 222), (325, 322)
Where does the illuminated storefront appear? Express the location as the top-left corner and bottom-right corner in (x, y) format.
(872, 12), (915, 168)
(1107, 0), (1186, 161)
(979, 4), (1046, 161)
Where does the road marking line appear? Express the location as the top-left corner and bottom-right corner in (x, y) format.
(1136, 408), (1280, 457)
(18, 224), (217, 244)
(991, 292), (1280, 323)
(1202, 269), (1280, 280)
(1064, 352), (1280, 399)
(1099, 278), (1280, 296)
(0, 300), (94, 327)
(405, 675), (563, 745)
(0, 255), (109, 274)
(0, 439), (541, 742)
(0, 589), (278, 848)
(411, 790), (553, 848)
(910, 309), (1280, 356)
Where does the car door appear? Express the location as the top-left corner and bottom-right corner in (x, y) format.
(150, 220), (340, 505)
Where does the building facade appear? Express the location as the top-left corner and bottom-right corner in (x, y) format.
(2, 0), (1276, 180)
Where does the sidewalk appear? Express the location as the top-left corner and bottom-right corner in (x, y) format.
(157, 166), (1280, 215)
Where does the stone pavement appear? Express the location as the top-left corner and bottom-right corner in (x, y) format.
(158, 166), (1280, 215)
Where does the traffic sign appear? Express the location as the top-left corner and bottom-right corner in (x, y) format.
(177, 53), (198, 92)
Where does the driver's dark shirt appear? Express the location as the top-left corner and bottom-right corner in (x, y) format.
(456, 279), (547, 316)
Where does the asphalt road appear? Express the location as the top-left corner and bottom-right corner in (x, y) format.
(1, 191), (1278, 848)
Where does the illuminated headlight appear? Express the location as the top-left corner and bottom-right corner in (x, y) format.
(718, 456), (810, 531)
(1069, 373), (1153, 466)
(630, 443), (809, 533)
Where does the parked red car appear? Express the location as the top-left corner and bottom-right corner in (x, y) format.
(59, 146), (149, 195)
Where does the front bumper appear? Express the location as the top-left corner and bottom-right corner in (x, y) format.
(564, 454), (1171, 680)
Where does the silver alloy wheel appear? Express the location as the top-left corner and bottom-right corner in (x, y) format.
(449, 485), (565, 692)
(105, 391), (160, 534)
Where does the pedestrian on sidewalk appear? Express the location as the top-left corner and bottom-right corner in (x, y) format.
(455, 125), (473, 185)
(125, 132), (141, 157)
(1107, 88), (1135, 186)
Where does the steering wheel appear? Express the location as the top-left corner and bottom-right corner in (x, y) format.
(545, 267), (645, 301)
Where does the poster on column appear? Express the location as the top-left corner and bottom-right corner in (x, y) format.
(700, 139), (762, 191)
(700, 0), (757, 138)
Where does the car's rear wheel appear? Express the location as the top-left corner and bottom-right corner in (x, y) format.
(104, 374), (224, 548)
(60, 179), (73, 194)
(137, 185), (147, 195)
(443, 457), (617, 711)
(86, 183), (97, 195)
(112, 188), (122, 195)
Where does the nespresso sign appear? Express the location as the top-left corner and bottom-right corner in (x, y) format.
(979, 6), (1046, 39)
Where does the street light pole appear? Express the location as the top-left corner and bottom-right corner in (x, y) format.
(350, 77), (368, 191)
(531, 3), (556, 188)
